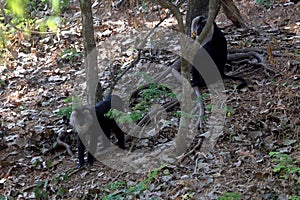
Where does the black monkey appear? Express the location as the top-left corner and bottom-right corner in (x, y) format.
(190, 16), (247, 90)
(70, 95), (125, 168)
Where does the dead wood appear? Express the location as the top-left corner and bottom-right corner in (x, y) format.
(56, 133), (74, 157)
(176, 136), (204, 164)
(221, 0), (246, 28)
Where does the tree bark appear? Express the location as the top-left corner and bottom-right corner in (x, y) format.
(186, 0), (209, 35)
(156, 0), (192, 155)
(221, 0), (246, 28)
(78, 0), (102, 105)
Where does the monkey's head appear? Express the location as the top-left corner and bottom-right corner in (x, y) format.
(191, 16), (214, 44)
(191, 16), (206, 38)
(70, 106), (94, 134)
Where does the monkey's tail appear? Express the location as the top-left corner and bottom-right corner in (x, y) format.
(223, 74), (247, 90)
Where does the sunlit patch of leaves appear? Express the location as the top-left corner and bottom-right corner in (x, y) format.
(3, 0), (67, 36)
(6, 0), (28, 17)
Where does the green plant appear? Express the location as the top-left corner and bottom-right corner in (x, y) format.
(0, 79), (6, 87)
(289, 196), (300, 200)
(106, 74), (177, 125)
(105, 108), (142, 124)
(217, 192), (242, 200)
(197, 92), (210, 101)
(255, 0), (271, 7)
(225, 105), (232, 117)
(32, 172), (69, 199)
(140, 83), (176, 101)
(31, 157), (43, 167)
(33, 180), (49, 200)
(5, 0), (65, 31)
(197, 92), (231, 118)
(294, 50), (300, 64)
(59, 49), (81, 61)
(269, 152), (300, 183)
(57, 106), (73, 119)
(57, 97), (75, 120)
(6, 0), (29, 17)
(102, 165), (166, 199)
(54, 173), (68, 184)
(103, 181), (127, 191)
(0, 195), (14, 200)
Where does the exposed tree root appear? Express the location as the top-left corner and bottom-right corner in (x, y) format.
(228, 50), (277, 76)
(176, 136), (204, 164)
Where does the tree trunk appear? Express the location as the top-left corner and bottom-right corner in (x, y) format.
(221, 0), (246, 28)
(78, 0), (102, 105)
(185, 0), (209, 35)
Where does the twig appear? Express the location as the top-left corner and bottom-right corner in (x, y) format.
(56, 134), (74, 157)
(108, 10), (173, 94)
(176, 137), (204, 164)
(196, 0), (221, 45)
(67, 167), (82, 176)
(126, 98), (180, 153)
(137, 14), (170, 50)
(3, 166), (13, 179)
(107, 50), (142, 95)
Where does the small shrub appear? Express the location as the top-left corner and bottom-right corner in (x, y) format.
(269, 152), (300, 183)
(217, 192), (242, 200)
(102, 165), (165, 199)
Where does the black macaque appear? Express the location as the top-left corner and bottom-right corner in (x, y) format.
(70, 95), (125, 168)
(190, 16), (247, 90)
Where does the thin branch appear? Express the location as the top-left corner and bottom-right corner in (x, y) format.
(196, 0), (221, 45)
(56, 134), (74, 156)
(176, 137), (204, 164)
(155, 0), (184, 33)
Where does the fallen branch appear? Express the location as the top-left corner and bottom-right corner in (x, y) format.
(3, 166), (13, 179)
(56, 133), (74, 157)
(107, 10), (173, 95)
(176, 136), (204, 164)
(221, 0), (246, 28)
(126, 98), (180, 153)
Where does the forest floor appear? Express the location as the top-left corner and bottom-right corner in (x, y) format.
(0, 0), (299, 199)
